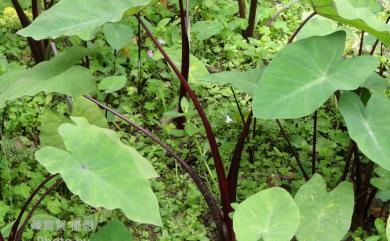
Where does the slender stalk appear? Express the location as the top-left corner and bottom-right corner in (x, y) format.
(353, 147), (364, 227)
(370, 16), (390, 55)
(358, 31), (365, 56)
(249, 118), (257, 163)
(0, 232), (3, 241)
(14, 178), (63, 241)
(228, 111), (253, 202)
(243, 0), (258, 38)
(175, 0), (190, 129)
(288, 12), (316, 43)
(276, 120), (309, 180)
(231, 87), (245, 126)
(136, 16), (233, 237)
(237, 0), (246, 18)
(311, 110), (318, 174)
(339, 141), (355, 183)
(8, 174), (59, 241)
(84, 96), (224, 238)
(230, 87), (254, 163)
(357, 160), (375, 228)
(363, 187), (377, 227)
(266, 0), (300, 26)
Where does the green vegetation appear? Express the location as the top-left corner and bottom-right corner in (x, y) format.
(0, 0), (389, 240)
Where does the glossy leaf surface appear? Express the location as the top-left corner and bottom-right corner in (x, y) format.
(18, 0), (150, 40)
(294, 174), (354, 241)
(233, 187), (300, 241)
(339, 92), (390, 171)
(35, 117), (161, 226)
(309, 0), (390, 47)
(0, 47), (96, 108)
(253, 31), (378, 119)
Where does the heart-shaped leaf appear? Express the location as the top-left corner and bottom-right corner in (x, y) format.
(233, 187), (300, 241)
(35, 117), (161, 226)
(309, 0), (390, 47)
(90, 220), (133, 241)
(0, 47), (96, 108)
(253, 31), (378, 119)
(103, 23), (134, 50)
(18, 0), (150, 40)
(339, 92), (390, 171)
(294, 174), (354, 241)
(200, 68), (265, 96)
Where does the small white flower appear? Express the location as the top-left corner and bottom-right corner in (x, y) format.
(225, 115), (233, 123)
(158, 39), (166, 45)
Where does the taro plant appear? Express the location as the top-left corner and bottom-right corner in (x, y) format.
(0, 0), (390, 240)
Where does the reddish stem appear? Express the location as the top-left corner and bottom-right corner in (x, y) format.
(137, 16), (233, 239)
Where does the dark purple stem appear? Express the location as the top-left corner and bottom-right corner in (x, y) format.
(237, 0), (246, 18)
(243, 0), (258, 38)
(136, 16), (233, 239)
(8, 174), (59, 241)
(176, 0), (190, 129)
(288, 12), (316, 43)
(358, 31), (364, 56)
(311, 110), (318, 174)
(339, 141), (355, 183)
(228, 111), (253, 202)
(370, 16), (390, 55)
(11, 0), (45, 62)
(14, 178), (63, 241)
(277, 120), (309, 180)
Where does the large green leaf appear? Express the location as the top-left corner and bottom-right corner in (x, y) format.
(339, 92), (390, 171)
(0, 47), (96, 108)
(199, 68), (265, 96)
(309, 0), (390, 47)
(35, 117), (161, 226)
(253, 31), (378, 119)
(294, 174), (354, 241)
(233, 187), (300, 241)
(90, 220), (133, 241)
(17, 0), (150, 40)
